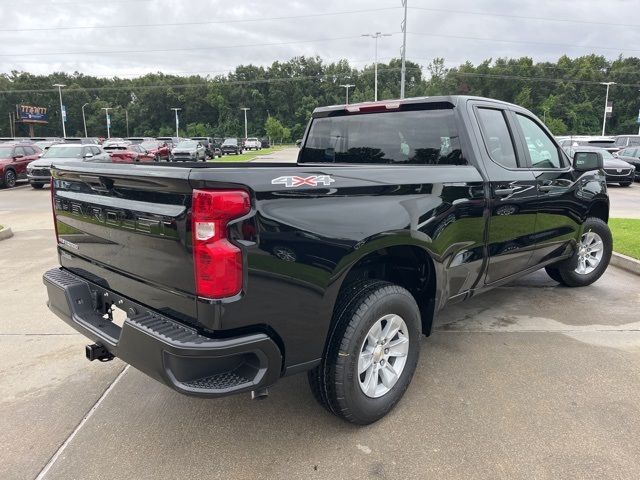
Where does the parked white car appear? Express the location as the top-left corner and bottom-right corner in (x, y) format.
(244, 138), (262, 150)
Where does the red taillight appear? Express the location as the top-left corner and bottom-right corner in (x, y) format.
(192, 189), (250, 298)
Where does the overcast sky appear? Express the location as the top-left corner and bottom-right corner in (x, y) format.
(0, 0), (638, 78)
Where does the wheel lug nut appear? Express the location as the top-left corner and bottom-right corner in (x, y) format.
(384, 348), (389, 354)
(380, 359), (385, 365)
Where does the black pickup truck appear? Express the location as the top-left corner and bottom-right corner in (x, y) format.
(44, 96), (612, 424)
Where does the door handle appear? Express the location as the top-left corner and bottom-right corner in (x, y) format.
(494, 187), (518, 196)
(538, 185), (554, 192)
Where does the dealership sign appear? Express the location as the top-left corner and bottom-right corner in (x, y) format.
(16, 104), (48, 123)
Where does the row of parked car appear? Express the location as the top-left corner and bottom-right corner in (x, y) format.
(0, 135), (272, 189)
(555, 135), (640, 186)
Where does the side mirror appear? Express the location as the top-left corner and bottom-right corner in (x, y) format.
(573, 151), (603, 172)
(84, 153), (94, 159)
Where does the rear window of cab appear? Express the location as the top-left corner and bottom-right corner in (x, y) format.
(299, 107), (466, 165)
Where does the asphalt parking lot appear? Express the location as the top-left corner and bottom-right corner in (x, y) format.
(1, 178), (640, 479)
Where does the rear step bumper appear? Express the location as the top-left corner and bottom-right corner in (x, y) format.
(43, 268), (282, 397)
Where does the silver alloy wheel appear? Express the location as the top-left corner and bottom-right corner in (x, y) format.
(358, 314), (409, 398)
(5, 170), (16, 188)
(575, 230), (604, 275)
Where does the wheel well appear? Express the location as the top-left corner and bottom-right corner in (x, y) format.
(338, 245), (437, 336)
(587, 201), (609, 223)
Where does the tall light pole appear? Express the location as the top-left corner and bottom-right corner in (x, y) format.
(400, 0), (408, 99)
(170, 107), (181, 138)
(81, 103), (89, 137)
(600, 82), (616, 136)
(240, 107), (250, 139)
(124, 109), (129, 137)
(362, 32), (392, 101)
(339, 84), (355, 104)
(101, 107), (111, 139)
(52, 84), (66, 138)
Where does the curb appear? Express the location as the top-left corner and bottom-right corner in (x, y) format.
(611, 252), (640, 276)
(0, 226), (13, 241)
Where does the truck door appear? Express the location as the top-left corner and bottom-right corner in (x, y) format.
(472, 105), (539, 284)
(510, 112), (580, 266)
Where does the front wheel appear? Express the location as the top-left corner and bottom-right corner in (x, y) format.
(548, 217), (612, 287)
(31, 183), (44, 190)
(307, 280), (420, 425)
(620, 182), (632, 187)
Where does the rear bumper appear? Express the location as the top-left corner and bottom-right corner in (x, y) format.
(43, 267), (282, 397)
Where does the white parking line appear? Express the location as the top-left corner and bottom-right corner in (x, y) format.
(34, 365), (130, 480)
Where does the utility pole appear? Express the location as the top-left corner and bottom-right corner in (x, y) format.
(600, 82), (615, 136)
(170, 107), (181, 137)
(53, 83), (66, 137)
(81, 103), (89, 137)
(101, 107), (111, 139)
(240, 107), (250, 139)
(400, 0), (408, 99)
(362, 32), (392, 101)
(8, 113), (13, 137)
(339, 84), (355, 104)
(125, 109), (129, 137)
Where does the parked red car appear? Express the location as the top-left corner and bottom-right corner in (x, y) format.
(104, 143), (155, 163)
(141, 140), (171, 161)
(0, 142), (42, 188)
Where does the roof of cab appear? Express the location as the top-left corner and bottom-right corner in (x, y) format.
(312, 95), (518, 116)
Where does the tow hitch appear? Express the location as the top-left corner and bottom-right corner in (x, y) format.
(85, 343), (115, 362)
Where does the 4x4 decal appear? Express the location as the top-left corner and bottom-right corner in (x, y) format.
(271, 175), (335, 188)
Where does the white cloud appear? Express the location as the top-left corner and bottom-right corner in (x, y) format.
(0, 0), (637, 77)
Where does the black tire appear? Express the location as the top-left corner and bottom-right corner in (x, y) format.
(31, 183), (44, 189)
(154, 154), (159, 162)
(307, 280), (421, 425)
(552, 217), (612, 287)
(620, 182), (632, 187)
(3, 168), (16, 188)
(544, 266), (563, 283)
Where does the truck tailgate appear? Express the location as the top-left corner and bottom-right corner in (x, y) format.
(52, 163), (198, 320)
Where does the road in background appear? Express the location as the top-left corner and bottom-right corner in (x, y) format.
(608, 184), (640, 218)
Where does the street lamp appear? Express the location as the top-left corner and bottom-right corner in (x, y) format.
(339, 84), (355, 104)
(52, 84), (66, 138)
(124, 109), (129, 138)
(362, 32), (392, 101)
(600, 82), (616, 136)
(101, 107), (111, 139)
(81, 103), (89, 137)
(240, 107), (250, 139)
(170, 107), (181, 138)
(400, 0), (408, 99)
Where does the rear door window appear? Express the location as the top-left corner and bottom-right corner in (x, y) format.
(476, 108), (518, 169)
(300, 106), (466, 165)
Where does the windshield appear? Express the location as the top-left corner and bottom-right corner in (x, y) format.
(176, 140), (197, 148)
(300, 107), (465, 165)
(141, 141), (159, 149)
(43, 146), (84, 158)
(223, 138), (237, 145)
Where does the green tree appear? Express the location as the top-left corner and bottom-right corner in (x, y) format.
(264, 116), (284, 143)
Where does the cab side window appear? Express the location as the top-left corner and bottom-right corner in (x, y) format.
(515, 114), (563, 169)
(476, 108), (518, 169)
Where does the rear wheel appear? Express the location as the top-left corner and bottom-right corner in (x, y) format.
(548, 217), (612, 287)
(307, 280), (421, 425)
(3, 169), (16, 188)
(30, 183), (44, 190)
(620, 182), (632, 187)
